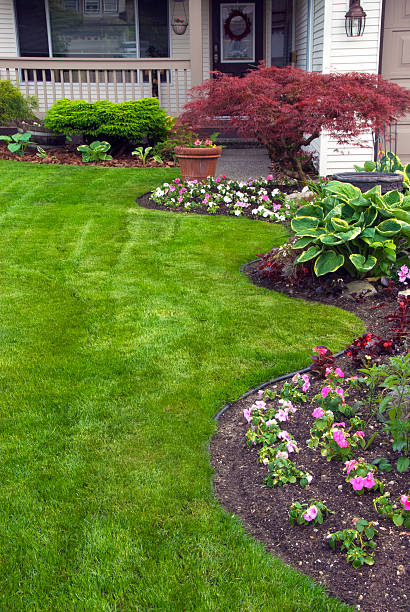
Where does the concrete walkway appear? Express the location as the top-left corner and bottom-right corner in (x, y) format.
(216, 147), (271, 181)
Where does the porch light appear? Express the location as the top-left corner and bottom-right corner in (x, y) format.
(172, 0), (188, 35)
(345, 0), (366, 37)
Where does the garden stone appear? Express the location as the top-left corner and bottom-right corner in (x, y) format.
(343, 280), (377, 299)
(398, 288), (410, 298)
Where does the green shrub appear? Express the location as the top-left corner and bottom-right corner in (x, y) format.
(44, 98), (168, 151)
(291, 181), (410, 278)
(153, 120), (199, 161)
(0, 81), (37, 126)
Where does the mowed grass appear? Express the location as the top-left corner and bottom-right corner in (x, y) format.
(0, 160), (361, 611)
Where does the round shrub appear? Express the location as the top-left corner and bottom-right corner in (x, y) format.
(44, 98), (169, 152)
(0, 81), (37, 126)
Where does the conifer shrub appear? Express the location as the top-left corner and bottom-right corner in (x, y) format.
(44, 98), (169, 152)
(0, 81), (37, 126)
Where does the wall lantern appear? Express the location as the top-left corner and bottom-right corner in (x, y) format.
(172, 0), (188, 35)
(345, 0), (366, 37)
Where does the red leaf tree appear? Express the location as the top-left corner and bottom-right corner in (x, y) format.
(179, 66), (410, 180)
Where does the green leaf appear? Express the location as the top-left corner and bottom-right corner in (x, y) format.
(8, 142), (22, 154)
(296, 204), (324, 220)
(0, 135), (12, 142)
(391, 208), (410, 224)
(383, 190), (403, 206)
(365, 526), (374, 539)
(376, 219), (402, 237)
(362, 206), (378, 227)
(319, 233), (343, 245)
(355, 520), (367, 532)
(291, 216), (319, 234)
(364, 557), (374, 566)
(350, 194), (372, 210)
(363, 160), (377, 171)
(325, 181), (360, 200)
(349, 254), (377, 273)
(330, 217), (349, 232)
(292, 237), (313, 249)
(397, 456), (409, 473)
(294, 245), (322, 263)
(337, 227), (361, 243)
(314, 251), (344, 277)
(393, 514), (404, 526)
(383, 247), (396, 263)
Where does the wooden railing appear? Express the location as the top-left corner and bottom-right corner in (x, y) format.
(0, 57), (191, 115)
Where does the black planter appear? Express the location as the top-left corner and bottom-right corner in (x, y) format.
(332, 172), (403, 194)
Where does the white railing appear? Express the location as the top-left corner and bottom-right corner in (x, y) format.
(0, 57), (191, 115)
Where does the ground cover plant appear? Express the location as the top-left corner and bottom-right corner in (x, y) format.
(179, 65), (410, 180)
(0, 160), (362, 610)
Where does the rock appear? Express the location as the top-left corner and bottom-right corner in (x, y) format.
(380, 276), (390, 287)
(343, 280), (377, 299)
(398, 288), (410, 298)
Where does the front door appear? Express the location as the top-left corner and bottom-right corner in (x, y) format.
(211, 1), (264, 76)
(381, 0), (410, 163)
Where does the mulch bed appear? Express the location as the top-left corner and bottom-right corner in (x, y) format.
(210, 266), (409, 612)
(0, 144), (177, 168)
(137, 190), (409, 610)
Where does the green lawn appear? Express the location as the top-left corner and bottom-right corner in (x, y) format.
(0, 160), (361, 611)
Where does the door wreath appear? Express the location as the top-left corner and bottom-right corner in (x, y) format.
(224, 9), (252, 41)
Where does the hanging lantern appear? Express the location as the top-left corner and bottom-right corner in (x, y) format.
(172, 0), (188, 35)
(345, 0), (366, 37)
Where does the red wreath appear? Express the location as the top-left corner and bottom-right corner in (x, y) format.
(224, 9), (251, 42)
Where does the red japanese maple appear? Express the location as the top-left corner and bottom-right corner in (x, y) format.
(179, 66), (410, 180)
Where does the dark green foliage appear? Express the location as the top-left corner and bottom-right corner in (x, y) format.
(154, 121), (200, 160)
(44, 98), (169, 150)
(0, 80), (37, 126)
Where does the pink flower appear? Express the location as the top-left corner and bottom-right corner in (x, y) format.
(262, 457), (269, 465)
(312, 407), (324, 418)
(243, 409), (252, 423)
(276, 409), (289, 422)
(301, 374), (310, 392)
(321, 386), (331, 399)
(345, 459), (359, 474)
(272, 203), (281, 212)
(286, 440), (298, 453)
(257, 390), (264, 397)
(253, 400), (266, 409)
(314, 346), (327, 356)
(306, 473), (313, 484)
(276, 450), (288, 459)
(278, 430), (290, 441)
(363, 472), (376, 489)
(194, 139), (202, 145)
(174, 178), (180, 183)
(216, 177), (221, 183)
(354, 430), (364, 438)
(266, 419), (277, 427)
(261, 194), (269, 202)
(333, 430), (349, 448)
(350, 476), (364, 491)
(266, 174), (273, 181)
(303, 505), (318, 522)
(400, 495), (410, 510)
(333, 422), (346, 428)
(325, 367), (333, 377)
(398, 265), (410, 284)
(169, 185), (176, 191)
(334, 368), (345, 378)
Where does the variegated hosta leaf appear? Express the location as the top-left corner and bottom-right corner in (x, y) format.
(291, 237), (313, 249)
(291, 216), (319, 234)
(314, 251), (344, 277)
(349, 254), (377, 273)
(294, 245), (322, 264)
(376, 219), (402, 237)
(324, 181), (360, 201)
(330, 217), (349, 232)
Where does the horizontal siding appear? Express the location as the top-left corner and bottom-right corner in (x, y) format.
(312, 0), (324, 72)
(320, 0), (383, 176)
(0, 0), (17, 57)
(295, 0), (308, 70)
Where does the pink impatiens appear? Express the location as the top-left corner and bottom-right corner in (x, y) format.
(401, 494), (410, 510)
(312, 407), (324, 418)
(303, 505), (318, 522)
(333, 429), (349, 448)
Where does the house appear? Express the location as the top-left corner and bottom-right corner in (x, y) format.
(0, 0), (408, 176)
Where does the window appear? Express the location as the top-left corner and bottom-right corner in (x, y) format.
(15, 0), (170, 59)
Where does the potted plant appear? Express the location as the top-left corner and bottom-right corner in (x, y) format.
(174, 136), (222, 181)
(172, 17), (188, 35)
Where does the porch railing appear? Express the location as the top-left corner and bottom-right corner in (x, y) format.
(0, 57), (191, 116)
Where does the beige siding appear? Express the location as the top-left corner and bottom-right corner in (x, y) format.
(319, 0), (383, 176)
(295, 0), (308, 69)
(312, 0), (324, 72)
(0, 0), (17, 58)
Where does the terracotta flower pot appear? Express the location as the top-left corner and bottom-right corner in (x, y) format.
(174, 146), (222, 181)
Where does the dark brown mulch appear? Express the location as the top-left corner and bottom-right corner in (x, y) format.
(210, 267), (409, 612)
(0, 144), (177, 168)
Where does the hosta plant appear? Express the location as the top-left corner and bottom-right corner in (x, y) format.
(77, 140), (112, 163)
(0, 131), (33, 155)
(291, 181), (410, 277)
(289, 499), (333, 526)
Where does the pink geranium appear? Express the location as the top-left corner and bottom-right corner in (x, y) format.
(321, 386), (331, 398)
(354, 430), (364, 438)
(303, 505), (318, 522)
(243, 409), (252, 423)
(350, 476), (364, 491)
(301, 374), (310, 392)
(312, 407), (324, 418)
(335, 388), (346, 405)
(334, 368), (345, 378)
(333, 422), (346, 428)
(333, 430), (349, 448)
(363, 472), (376, 489)
(314, 346), (328, 356)
(345, 459), (359, 474)
(400, 495), (410, 510)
